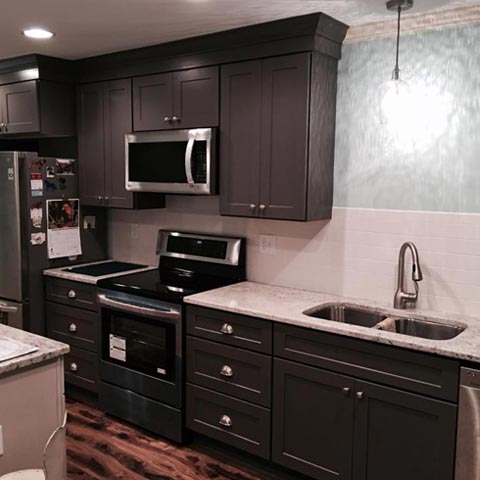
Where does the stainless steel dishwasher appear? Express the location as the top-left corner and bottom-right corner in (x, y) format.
(455, 367), (480, 480)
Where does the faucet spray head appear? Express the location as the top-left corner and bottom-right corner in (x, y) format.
(412, 262), (423, 282)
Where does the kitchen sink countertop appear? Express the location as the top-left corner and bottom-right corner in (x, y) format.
(184, 281), (480, 363)
(0, 324), (69, 376)
(44, 259), (156, 284)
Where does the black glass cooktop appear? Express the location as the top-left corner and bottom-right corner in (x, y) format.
(97, 268), (232, 303)
(65, 261), (145, 277)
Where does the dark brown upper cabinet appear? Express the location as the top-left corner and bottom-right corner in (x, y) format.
(220, 52), (338, 221)
(0, 80), (74, 137)
(77, 80), (164, 209)
(132, 66), (219, 131)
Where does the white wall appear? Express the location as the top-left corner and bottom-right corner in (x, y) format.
(110, 197), (480, 317)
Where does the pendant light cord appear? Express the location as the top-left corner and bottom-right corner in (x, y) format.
(393, 6), (401, 80)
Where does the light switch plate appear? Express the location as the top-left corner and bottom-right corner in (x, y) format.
(259, 234), (277, 255)
(0, 425), (3, 456)
(130, 223), (139, 240)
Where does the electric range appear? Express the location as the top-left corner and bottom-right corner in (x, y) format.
(96, 230), (246, 442)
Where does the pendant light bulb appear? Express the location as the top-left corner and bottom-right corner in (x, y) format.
(378, 0), (414, 125)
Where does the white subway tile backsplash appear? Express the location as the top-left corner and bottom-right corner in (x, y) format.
(109, 202), (480, 319)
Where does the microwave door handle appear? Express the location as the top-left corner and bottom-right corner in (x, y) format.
(97, 294), (180, 321)
(185, 131), (196, 190)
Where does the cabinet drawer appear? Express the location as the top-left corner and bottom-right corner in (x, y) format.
(186, 384), (271, 459)
(46, 277), (97, 311)
(274, 323), (459, 402)
(46, 301), (98, 352)
(187, 306), (272, 354)
(187, 337), (272, 407)
(64, 346), (98, 393)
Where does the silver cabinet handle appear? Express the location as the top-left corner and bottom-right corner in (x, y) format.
(259, 204), (266, 210)
(220, 323), (234, 335)
(67, 289), (77, 299)
(0, 123), (4, 132)
(97, 195), (104, 202)
(220, 365), (233, 377)
(68, 323), (77, 333)
(0, 303), (18, 313)
(164, 116), (171, 123)
(219, 415), (232, 428)
(70, 363), (78, 372)
(249, 204), (256, 210)
(172, 116), (180, 122)
(185, 130), (196, 188)
(342, 387), (351, 396)
(356, 392), (364, 400)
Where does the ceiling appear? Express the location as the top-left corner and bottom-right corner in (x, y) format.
(1, 0), (479, 60)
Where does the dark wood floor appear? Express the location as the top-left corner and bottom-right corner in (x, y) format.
(66, 400), (267, 480)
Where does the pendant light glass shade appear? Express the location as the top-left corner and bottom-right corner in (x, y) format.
(378, 77), (412, 126)
(378, 0), (413, 125)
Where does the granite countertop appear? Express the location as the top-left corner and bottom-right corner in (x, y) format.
(185, 281), (480, 363)
(0, 324), (69, 376)
(44, 259), (156, 285)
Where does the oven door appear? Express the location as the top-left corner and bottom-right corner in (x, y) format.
(125, 128), (215, 195)
(98, 291), (183, 408)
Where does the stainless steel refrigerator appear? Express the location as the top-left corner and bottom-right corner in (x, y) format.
(0, 151), (107, 334)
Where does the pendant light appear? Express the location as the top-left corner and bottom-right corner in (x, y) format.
(378, 0), (414, 125)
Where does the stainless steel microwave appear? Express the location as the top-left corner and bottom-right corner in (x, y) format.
(125, 128), (216, 195)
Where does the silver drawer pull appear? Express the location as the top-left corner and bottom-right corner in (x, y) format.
(219, 415), (232, 428)
(220, 323), (234, 335)
(356, 392), (364, 400)
(220, 365), (233, 377)
(68, 323), (77, 333)
(70, 362), (78, 372)
(67, 289), (77, 299)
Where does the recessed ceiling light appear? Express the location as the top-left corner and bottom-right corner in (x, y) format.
(22, 28), (55, 39)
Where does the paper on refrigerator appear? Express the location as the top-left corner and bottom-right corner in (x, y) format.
(46, 199), (82, 259)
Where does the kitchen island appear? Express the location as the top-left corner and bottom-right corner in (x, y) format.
(0, 325), (69, 480)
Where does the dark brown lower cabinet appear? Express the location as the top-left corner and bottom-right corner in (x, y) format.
(272, 359), (355, 480)
(272, 358), (457, 480)
(352, 380), (457, 480)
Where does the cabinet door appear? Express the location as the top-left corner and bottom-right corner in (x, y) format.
(353, 381), (457, 480)
(132, 73), (173, 131)
(104, 79), (133, 208)
(272, 359), (355, 480)
(172, 66), (219, 129)
(0, 80), (40, 134)
(220, 61), (262, 217)
(77, 83), (106, 206)
(259, 54), (310, 220)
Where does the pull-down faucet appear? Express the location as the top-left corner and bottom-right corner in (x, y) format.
(394, 242), (423, 309)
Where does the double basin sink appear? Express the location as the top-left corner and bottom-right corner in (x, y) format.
(304, 304), (465, 341)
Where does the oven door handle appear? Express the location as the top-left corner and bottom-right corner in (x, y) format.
(185, 130), (196, 189)
(98, 294), (181, 320)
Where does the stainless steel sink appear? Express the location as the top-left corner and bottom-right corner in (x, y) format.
(304, 303), (465, 341)
(306, 304), (387, 328)
(393, 318), (464, 341)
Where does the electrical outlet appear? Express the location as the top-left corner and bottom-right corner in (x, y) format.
(83, 215), (96, 229)
(0, 425), (3, 456)
(259, 234), (277, 255)
(130, 223), (139, 240)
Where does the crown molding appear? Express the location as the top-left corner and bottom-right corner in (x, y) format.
(345, 5), (480, 44)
